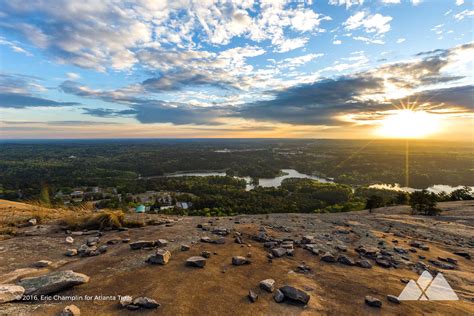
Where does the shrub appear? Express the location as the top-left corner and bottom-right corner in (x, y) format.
(410, 190), (440, 216)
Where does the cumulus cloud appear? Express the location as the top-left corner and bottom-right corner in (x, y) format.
(329, 0), (365, 9)
(344, 11), (392, 35)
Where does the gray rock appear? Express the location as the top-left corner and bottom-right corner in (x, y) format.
(376, 258), (391, 268)
(147, 249), (171, 265)
(273, 289), (284, 303)
(86, 237), (99, 246)
(186, 256), (206, 268)
(232, 256), (251, 266)
(156, 239), (168, 247)
(18, 270), (89, 295)
(133, 297), (160, 309)
(248, 290), (258, 303)
(337, 255), (355, 266)
(321, 252), (336, 263)
(259, 279), (275, 292)
(97, 245), (108, 254)
(201, 251), (211, 258)
(129, 240), (155, 250)
(200, 236), (211, 243)
(387, 294), (400, 304)
(279, 286), (310, 305)
(357, 259), (372, 269)
(180, 244), (190, 251)
(33, 260), (52, 268)
(120, 295), (133, 307)
(453, 251), (471, 260)
(271, 248), (287, 258)
(365, 295), (382, 308)
(0, 284), (25, 304)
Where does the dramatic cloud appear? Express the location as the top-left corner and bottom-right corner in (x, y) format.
(0, 93), (79, 108)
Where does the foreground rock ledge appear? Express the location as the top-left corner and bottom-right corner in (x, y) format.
(18, 270), (90, 296)
(0, 284), (25, 304)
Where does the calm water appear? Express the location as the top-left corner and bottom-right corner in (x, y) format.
(166, 169), (469, 194)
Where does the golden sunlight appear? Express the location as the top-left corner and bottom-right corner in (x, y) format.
(377, 109), (441, 138)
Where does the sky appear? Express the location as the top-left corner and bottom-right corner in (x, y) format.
(0, 0), (472, 140)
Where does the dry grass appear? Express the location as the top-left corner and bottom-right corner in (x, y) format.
(61, 210), (126, 230)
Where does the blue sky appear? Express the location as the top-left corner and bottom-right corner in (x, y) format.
(0, 0), (472, 139)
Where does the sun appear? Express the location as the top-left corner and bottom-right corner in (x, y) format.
(377, 109), (441, 138)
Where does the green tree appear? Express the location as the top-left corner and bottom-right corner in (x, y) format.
(366, 195), (384, 213)
(449, 186), (473, 201)
(410, 190), (439, 216)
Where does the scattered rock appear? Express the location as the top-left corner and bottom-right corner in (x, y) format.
(28, 218), (37, 226)
(59, 304), (81, 316)
(133, 297), (160, 309)
(129, 240), (155, 250)
(147, 249), (171, 265)
(357, 259), (372, 269)
(387, 295), (400, 304)
(279, 286), (310, 305)
(156, 239), (168, 247)
(201, 251), (211, 258)
(65, 249), (78, 257)
(86, 237), (99, 246)
(180, 245), (190, 251)
(453, 251), (471, 260)
(248, 290), (258, 303)
(273, 289), (284, 303)
(337, 255), (355, 266)
(65, 237), (74, 244)
(271, 248), (287, 258)
(232, 256), (251, 266)
(0, 284), (25, 304)
(33, 260), (52, 268)
(186, 256), (206, 268)
(365, 295), (382, 308)
(259, 279), (275, 292)
(375, 258), (391, 268)
(120, 295), (133, 307)
(200, 237), (211, 243)
(235, 236), (243, 244)
(18, 270), (90, 295)
(321, 252), (336, 263)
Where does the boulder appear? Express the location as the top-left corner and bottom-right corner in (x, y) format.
(129, 240), (155, 250)
(271, 248), (287, 258)
(0, 284), (25, 304)
(321, 252), (336, 263)
(18, 270), (89, 295)
(248, 290), (258, 303)
(133, 297), (160, 309)
(279, 286), (310, 305)
(259, 279), (275, 292)
(232, 256), (250, 266)
(147, 249), (171, 265)
(365, 295), (382, 308)
(273, 289), (284, 303)
(186, 256), (206, 268)
(59, 304), (81, 316)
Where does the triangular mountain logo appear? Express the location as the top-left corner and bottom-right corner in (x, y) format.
(398, 271), (458, 301)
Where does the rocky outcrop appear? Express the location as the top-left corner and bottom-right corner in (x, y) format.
(18, 270), (89, 295)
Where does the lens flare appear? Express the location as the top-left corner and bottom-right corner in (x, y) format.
(377, 109), (440, 138)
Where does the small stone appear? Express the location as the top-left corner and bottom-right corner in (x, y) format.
(156, 239), (168, 247)
(235, 236), (243, 244)
(400, 278), (409, 284)
(120, 295), (133, 307)
(186, 256), (207, 268)
(28, 218), (37, 226)
(387, 295), (400, 304)
(259, 279), (275, 292)
(273, 289), (284, 303)
(65, 237), (74, 244)
(321, 252), (336, 263)
(201, 251), (211, 258)
(129, 240), (155, 250)
(181, 245), (190, 251)
(200, 236), (211, 243)
(33, 260), (52, 268)
(59, 304), (81, 316)
(0, 284), (25, 304)
(279, 286), (310, 305)
(133, 297), (160, 309)
(65, 249), (78, 257)
(147, 249), (171, 265)
(232, 256), (251, 266)
(86, 237), (99, 246)
(248, 290), (258, 303)
(337, 255), (355, 266)
(122, 238), (131, 243)
(271, 248), (287, 258)
(365, 295), (382, 308)
(357, 259), (372, 269)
